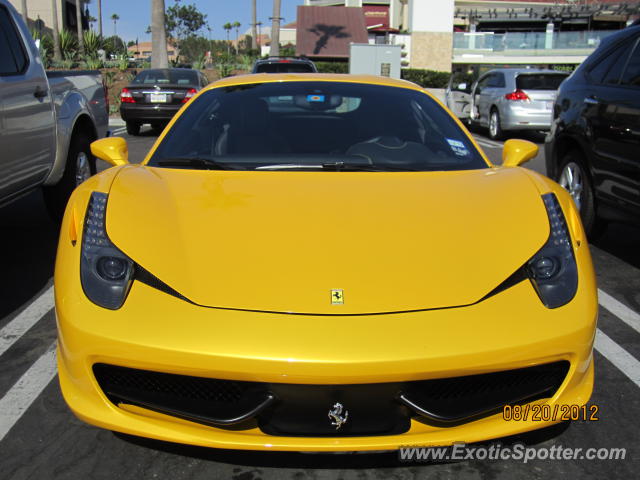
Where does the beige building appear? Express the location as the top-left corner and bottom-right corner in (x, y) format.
(8, 0), (90, 35)
(128, 42), (178, 62)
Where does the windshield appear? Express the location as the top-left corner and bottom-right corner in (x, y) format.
(516, 73), (568, 90)
(147, 81), (487, 172)
(132, 69), (198, 85)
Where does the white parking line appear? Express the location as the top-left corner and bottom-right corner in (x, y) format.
(0, 341), (57, 441)
(110, 127), (126, 136)
(0, 286), (54, 358)
(595, 329), (640, 388)
(598, 288), (640, 335)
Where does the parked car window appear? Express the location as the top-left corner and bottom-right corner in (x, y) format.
(488, 73), (505, 88)
(476, 75), (491, 91)
(620, 40), (640, 86)
(588, 42), (632, 85)
(254, 63), (316, 73)
(132, 69), (199, 85)
(515, 73), (568, 90)
(0, 6), (28, 75)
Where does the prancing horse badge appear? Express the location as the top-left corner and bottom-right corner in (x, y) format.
(331, 289), (344, 305)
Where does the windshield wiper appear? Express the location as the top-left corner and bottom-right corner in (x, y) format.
(321, 161), (421, 172)
(155, 157), (233, 170)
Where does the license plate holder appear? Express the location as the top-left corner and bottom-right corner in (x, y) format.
(150, 93), (167, 103)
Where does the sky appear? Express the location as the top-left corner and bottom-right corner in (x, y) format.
(88, 0), (304, 43)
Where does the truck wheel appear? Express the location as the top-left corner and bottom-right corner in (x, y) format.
(126, 121), (141, 136)
(557, 150), (606, 239)
(43, 132), (96, 222)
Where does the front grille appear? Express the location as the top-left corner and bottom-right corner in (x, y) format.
(94, 363), (254, 404)
(93, 361), (570, 436)
(400, 361), (570, 424)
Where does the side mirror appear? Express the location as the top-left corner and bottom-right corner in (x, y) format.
(502, 139), (538, 167)
(91, 137), (129, 166)
(457, 82), (467, 90)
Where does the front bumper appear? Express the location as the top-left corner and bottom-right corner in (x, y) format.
(56, 267), (597, 451)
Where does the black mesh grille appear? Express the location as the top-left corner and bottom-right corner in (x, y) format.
(400, 361), (570, 423)
(93, 361), (570, 435)
(411, 361), (568, 400)
(93, 364), (254, 403)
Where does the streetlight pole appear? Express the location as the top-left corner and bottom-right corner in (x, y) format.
(20, 0), (27, 23)
(251, 0), (258, 52)
(270, 0), (282, 57)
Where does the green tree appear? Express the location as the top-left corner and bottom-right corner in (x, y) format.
(103, 35), (126, 58)
(232, 21), (241, 54)
(223, 22), (232, 55)
(177, 35), (209, 64)
(111, 13), (120, 36)
(166, 1), (207, 61)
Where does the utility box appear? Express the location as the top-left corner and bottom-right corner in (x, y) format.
(349, 44), (402, 79)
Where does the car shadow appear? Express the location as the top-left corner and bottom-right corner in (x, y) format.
(0, 190), (58, 320)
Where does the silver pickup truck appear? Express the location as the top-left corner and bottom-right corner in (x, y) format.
(0, 0), (108, 217)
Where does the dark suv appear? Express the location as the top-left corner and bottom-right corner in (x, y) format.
(252, 57), (317, 74)
(545, 25), (640, 237)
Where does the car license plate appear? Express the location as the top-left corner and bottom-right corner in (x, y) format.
(150, 93), (167, 103)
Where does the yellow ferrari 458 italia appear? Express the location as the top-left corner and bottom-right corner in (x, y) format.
(55, 74), (597, 452)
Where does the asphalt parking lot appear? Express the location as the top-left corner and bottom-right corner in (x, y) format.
(0, 123), (639, 479)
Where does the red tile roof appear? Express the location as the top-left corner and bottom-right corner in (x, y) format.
(296, 6), (368, 59)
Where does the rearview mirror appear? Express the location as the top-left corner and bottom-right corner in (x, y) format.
(502, 139), (538, 167)
(91, 137), (129, 166)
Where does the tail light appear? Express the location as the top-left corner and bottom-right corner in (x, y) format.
(505, 89), (530, 101)
(120, 88), (135, 104)
(182, 88), (197, 103)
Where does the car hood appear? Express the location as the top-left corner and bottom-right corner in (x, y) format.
(106, 167), (549, 314)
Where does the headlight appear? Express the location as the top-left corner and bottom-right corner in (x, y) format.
(80, 192), (134, 309)
(526, 193), (578, 308)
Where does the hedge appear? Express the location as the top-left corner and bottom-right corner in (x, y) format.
(312, 63), (451, 87)
(315, 61), (349, 74)
(400, 69), (451, 88)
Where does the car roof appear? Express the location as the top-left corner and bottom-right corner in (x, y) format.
(255, 57), (314, 63)
(483, 68), (568, 75)
(200, 73), (426, 93)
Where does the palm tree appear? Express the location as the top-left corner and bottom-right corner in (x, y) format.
(111, 13), (119, 37)
(151, 0), (168, 68)
(51, 0), (62, 61)
(223, 22), (232, 55)
(251, 0), (257, 51)
(97, 0), (103, 38)
(75, 0), (84, 55)
(232, 21), (241, 54)
(270, 0), (281, 57)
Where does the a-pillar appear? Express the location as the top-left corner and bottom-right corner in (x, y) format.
(409, 0), (454, 72)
